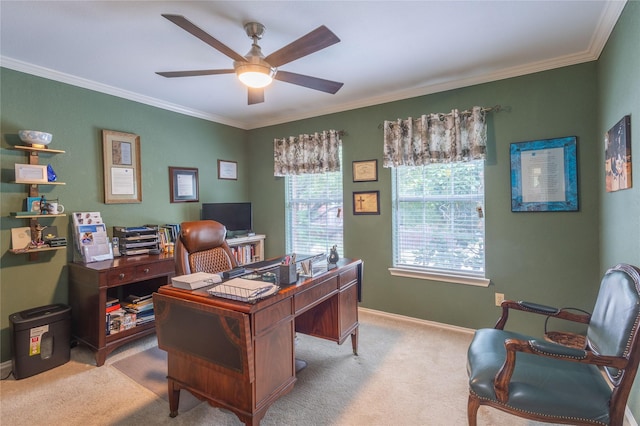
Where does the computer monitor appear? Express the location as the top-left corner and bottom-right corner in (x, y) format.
(201, 202), (253, 237)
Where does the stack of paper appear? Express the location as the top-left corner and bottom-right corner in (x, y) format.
(207, 277), (279, 302)
(172, 272), (222, 290)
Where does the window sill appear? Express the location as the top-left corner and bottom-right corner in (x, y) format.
(388, 267), (490, 287)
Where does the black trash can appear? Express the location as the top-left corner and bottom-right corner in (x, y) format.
(9, 303), (71, 379)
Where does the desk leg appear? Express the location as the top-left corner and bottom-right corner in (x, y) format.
(168, 378), (180, 417)
(95, 350), (107, 367)
(351, 327), (359, 355)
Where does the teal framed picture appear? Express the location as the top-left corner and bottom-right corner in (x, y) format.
(510, 136), (578, 212)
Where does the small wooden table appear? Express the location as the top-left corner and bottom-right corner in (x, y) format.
(68, 254), (175, 366)
(154, 258), (363, 425)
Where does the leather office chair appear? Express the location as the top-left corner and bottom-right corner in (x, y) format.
(174, 220), (238, 276)
(467, 263), (640, 426)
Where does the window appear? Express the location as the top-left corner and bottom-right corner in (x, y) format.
(285, 152), (343, 256)
(391, 160), (485, 282)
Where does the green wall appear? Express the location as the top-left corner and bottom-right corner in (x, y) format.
(1, 70), (249, 361)
(1, 3), (638, 420)
(248, 63), (602, 333)
(597, 0), (640, 416)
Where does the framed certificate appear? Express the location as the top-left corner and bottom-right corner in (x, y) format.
(218, 160), (238, 180)
(353, 159), (378, 182)
(102, 130), (142, 204)
(169, 167), (199, 203)
(353, 191), (380, 215)
(510, 136), (578, 212)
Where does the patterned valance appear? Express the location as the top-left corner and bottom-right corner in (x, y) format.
(274, 130), (341, 176)
(383, 106), (487, 167)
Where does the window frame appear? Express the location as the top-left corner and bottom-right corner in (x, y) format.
(284, 151), (344, 258)
(390, 162), (489, 287)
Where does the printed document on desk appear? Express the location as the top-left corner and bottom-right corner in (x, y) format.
(172, 272), (222, 290)
(208, 278), (279, 302)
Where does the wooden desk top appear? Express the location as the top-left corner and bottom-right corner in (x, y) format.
(157, 258), (362, 314)
(70, 253), (174, 271)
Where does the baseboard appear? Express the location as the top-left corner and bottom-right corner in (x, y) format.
(358, 306), (475, 335)
(627, 406), (639, 426)
(358, 307), (638, 426)
(1, 359), (12, 379)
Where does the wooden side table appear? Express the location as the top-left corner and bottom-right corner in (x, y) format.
(68, 254), (175, 366)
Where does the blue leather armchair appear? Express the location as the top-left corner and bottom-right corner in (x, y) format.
(467, 263), (640, 426)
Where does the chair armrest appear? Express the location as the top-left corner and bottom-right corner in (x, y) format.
(494, 300), (591, 330)
(494, 337), (628, 403)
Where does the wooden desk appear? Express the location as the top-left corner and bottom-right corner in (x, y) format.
(153, 258), (363, 425)
(68, 254), (175, 366)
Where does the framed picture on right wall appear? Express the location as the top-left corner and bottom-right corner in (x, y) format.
(605, 115), (632, 192)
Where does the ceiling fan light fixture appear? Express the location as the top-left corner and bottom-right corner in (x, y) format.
(235, 62), (276, 88)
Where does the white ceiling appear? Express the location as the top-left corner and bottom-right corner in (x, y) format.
(0, 1), (626, 130)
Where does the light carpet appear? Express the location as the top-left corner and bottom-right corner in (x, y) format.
(1, 309), (589, 425)
(111, 345), (201, 413)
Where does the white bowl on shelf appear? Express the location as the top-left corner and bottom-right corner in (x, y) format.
(18, 130), (53, 147)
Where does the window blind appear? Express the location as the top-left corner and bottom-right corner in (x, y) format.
(285, 157), (343, 257)
(392, 161), (485, 276)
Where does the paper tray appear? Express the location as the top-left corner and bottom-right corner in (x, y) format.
(207, 278), (279, 303)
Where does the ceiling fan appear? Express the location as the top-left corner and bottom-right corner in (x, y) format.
(156, 14), (344, 105)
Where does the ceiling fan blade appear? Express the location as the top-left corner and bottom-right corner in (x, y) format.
(265, 25), (340, 67)
(162, 14), (247, 63)
(156, 69), (234, 78)
(275, 71), (343, 94)
(248, 88), (265, 105)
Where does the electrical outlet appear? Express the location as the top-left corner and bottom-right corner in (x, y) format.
(495, 292), (505, 307)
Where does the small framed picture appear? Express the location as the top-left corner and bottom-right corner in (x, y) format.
(169, 167), (199, 203)
(218, 160), (238, 180)
(27, 196), (44, 213)
(353, 191), (380, 215)
(605, 115), (632, 192)
(353, 159), (378, 182)
(15, 164), (48, 183)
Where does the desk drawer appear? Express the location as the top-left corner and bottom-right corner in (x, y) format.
(254, 298), (292, 336)
(294, 276), (338, 313)
(339, 266), (358, 288)
(135, 261), (174, 278)
(107, 266), (137, 285)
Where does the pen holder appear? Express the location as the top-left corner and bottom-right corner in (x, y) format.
(279, 263), (298, 285)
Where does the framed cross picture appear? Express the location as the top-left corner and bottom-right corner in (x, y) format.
(353, 191), (380, 215)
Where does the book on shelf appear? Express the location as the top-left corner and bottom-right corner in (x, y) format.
(136, 309), (155, 318)
(122, 301), (154, 313)
(230, 244), (256, 265)
(106, 309), (136, 335)
(125, 293), (153, 304)
(135, 310), (155, 325)
(171, 271), (222, 290)
(106, 303), (121, 313)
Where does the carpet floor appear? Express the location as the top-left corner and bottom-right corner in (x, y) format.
(2, 309), (630, 425)
(111, 345), (201, 414)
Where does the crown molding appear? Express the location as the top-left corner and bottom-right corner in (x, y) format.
(248, 48), (600, 129)
(1, 0), (625, 131)
(0, 57), (250, 130)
